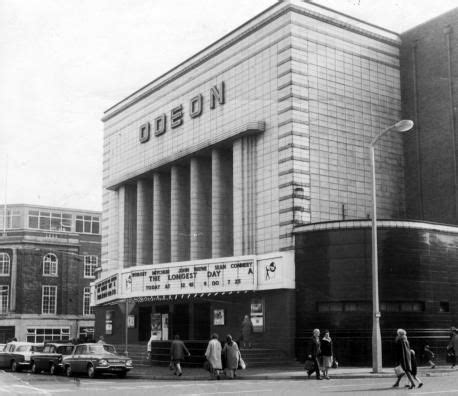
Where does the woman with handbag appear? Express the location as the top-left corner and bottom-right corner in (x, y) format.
(392, 329), (416, 389)
(320, 330), (333, 380)
(205, 333), (222, 380)
(222, 334), (240, 379)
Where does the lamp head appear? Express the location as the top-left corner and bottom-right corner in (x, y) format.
(392, 120), (414, 133)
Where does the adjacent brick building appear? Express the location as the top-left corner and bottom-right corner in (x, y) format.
(0, 204), (101, 343)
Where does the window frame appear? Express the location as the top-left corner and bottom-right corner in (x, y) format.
(0, 285), (9, 314)
(26, 327), (69, 343)
(41, 285), (57, 315)
(83, 287), (94, 316)
(0, 253), (10, 276)
(83, 255), (97, 279)
(43, 253), (58, 277)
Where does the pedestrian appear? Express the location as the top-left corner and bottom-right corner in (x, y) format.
(205, 333), (222, 380)
(240, 315), (253, 348)
(446, 327), (457, 368)
(423, 345), (435, 368)
(222, 334), (241, 379)
(307, 328), (322, 380)
(170, 334), (191, 377)
(320, 330), (333, 380)
(97, 335), (106, 344)
(392, 329), (416, 389)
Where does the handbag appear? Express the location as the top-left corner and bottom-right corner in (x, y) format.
(238, 357), (247, 370)
(332, 358), (338, 369)
(304, 359), (315, 371)
(203, 360), (212, 372)
(394, 365), (405, 376)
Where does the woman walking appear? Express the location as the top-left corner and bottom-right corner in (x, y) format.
(205, 333), (222, 380)
(321, 330), (333, 380)
(241, 315), (253, 348)
(392, 329), (416, 389)
(222, 335), (240, 379)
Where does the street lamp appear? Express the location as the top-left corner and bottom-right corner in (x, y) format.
(370, 119), (414, 373)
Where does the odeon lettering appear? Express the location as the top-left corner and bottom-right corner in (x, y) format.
(139, 81), (225, 143)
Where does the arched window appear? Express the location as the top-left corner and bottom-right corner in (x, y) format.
(0, 253), (10, 275)
(43, 253), (58, 276)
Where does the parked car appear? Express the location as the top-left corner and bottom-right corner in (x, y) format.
(62, 343), (133, 378)
(0, 342), (44, 371)
(30, 343), (75, 375)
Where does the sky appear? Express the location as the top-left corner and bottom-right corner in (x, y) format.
(0, 0), (456, 212)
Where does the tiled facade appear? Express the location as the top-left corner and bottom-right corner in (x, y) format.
(97, 0), (416, 356)
(101, 1), (404, 272)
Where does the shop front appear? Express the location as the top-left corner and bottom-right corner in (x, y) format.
(92, 252), (296, 355)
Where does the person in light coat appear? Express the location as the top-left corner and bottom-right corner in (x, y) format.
(205, 333), (222, 379)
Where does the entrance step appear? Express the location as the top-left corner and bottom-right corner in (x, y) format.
(114, 342), (293, 368)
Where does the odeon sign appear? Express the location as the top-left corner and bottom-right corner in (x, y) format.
(138, 81), (225, 143)
(93, 252), (295, 304)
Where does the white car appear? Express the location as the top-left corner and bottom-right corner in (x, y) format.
(0, 341), (44, 371)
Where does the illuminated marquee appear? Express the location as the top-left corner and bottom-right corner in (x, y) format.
(96, 275), (118, 301)
(139, 81), (225, 143)
(123, 259), (254, 296)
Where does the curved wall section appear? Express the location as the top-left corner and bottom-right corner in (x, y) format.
(295, 220), (458, 365)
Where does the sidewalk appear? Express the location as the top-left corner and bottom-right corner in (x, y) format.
(128, 364), (458, 381)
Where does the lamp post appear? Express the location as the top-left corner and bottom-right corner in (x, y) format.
(370, 119), (414, 373)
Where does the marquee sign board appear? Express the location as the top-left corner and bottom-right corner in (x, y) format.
(92, 252), (295, 305)
(122, 259), (255, 297)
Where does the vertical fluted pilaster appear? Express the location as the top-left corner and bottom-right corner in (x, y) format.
(152, 172), (171, 264)
(171, 165), (190, 262)
(136, 179), (153, 265)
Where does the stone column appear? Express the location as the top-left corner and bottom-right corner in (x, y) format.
(211, 149), (233, 258)
(118, 184), (137, 268)
(136, 179), (153, 265)
(233, 136), (257, 256)
(152, 172), (171, 264)
(171, 165), (190, 262)
(190, 157), (212, 260)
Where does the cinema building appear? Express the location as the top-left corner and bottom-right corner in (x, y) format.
(94, 1), (458, 364)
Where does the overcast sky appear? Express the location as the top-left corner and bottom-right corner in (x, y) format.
(1, 0), (456, 212)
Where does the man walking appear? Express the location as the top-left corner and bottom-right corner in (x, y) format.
(170, 334), (191, 377)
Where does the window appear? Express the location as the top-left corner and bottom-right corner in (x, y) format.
(75, 215), (100, 234)
(43, 253), (58, 276)
(28, 210), (72, 232)
(84, 255), (98, 278)
(83, 287), (94, 316)
(42, 286), (57, 314)
(0, 253), (10, 276)
(380, 301), (425, 312)
(0, 285), (8, 314)
(0, 209), (21, 229)
(26, 327), (69, 343)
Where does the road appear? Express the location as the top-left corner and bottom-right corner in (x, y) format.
(1, 370), (458, 395)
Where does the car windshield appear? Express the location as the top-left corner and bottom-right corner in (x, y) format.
(57, 346), (74, 355)
(16, 346), (30, 352)
(88, 344), (116, 354)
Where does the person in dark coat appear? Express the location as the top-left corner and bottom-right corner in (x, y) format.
(170, 334), (191, 376)
(241, 315), (253, 348)
(423, 345), (435, 369)
(320, 330), (333, 379)
(392, 329), (416, 389)
(447, 327), (458, 368)
(307, 328), (322, 380)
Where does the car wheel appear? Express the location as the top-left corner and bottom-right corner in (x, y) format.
(49, 363), (56, 375)
(117, 371), (127, 379)
(11, 360), (18, 372)
(31, 362), (38, 374)
(87, 364), (95, 379)
(65, 365), (73, 377)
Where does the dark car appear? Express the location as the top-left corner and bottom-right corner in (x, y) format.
(30, 343), (75, 375)
(0, 342), (44, 371)
(62, 343), (133, 378)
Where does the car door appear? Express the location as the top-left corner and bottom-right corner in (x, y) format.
(0, 344), (11, 367)
(69, 345), (83, 373)
(75, 345), (88, 373)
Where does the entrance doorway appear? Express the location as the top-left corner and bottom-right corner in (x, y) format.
(138, 306), (152, 342)
(193, 302), (210, 340)
(172, 304), (189, 340)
